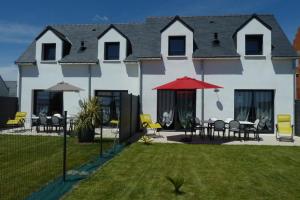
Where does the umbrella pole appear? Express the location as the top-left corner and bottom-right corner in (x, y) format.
(201, 60), (205, 122)
(63, 110), (67, 182)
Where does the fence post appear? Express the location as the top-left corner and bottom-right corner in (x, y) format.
(100, 108), (103, 157)
(63, 110), (67, 182)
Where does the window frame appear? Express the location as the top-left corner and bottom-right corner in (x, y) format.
(33, 90), (63, 116)
(104, 42), (120, 60)
(42, 43), (56, 61)
(245, 34), (263, 55)
(168, 36), (186, 56)
(234, 89), (274, 133)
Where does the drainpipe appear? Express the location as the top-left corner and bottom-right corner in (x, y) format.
(201, 60), (204, 122)
(139, 61), (143, 113)
(293, 59), (296, 134)
(17, 65), (22, 111)
(88, 64), (91, 100)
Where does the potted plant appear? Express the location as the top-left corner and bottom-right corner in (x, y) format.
(74, 97), (101, 143)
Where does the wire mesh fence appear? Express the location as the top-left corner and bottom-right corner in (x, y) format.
(0, 130), (114, 200)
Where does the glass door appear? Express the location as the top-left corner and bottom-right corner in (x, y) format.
(234, 90), (274, 132)
(157, 90), (196, 130)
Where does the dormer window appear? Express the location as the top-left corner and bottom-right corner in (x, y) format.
(168, 36), (186, 56)
(42, 43), (56, 61)
(104, 42), (120, 60)
(245, 35), (263, 55)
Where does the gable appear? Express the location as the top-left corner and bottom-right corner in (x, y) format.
(160, 16), (194, 33)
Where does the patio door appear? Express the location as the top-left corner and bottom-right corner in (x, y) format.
(157, 90), (195, 130)
(234, 90), (274, 133)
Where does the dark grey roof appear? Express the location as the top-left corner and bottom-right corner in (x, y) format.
(4, 81), (17, 97)
(16, 14), (297, 64)
(0, 75), (9, 97)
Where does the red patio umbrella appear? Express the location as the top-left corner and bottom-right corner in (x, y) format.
(153, 76), (223, 123)
(153, 76), (222, 90)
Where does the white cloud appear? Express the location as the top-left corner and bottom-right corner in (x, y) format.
(0, 65), (18, 81)
(0, 21), (41, 44)
(92, 14), (109, 22)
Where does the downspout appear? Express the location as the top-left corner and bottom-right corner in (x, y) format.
(88, 64), (91, 100)
(293, 59), (296, 134)
(17, 65), (22, 111)
(139, 61), (143, 113)
(201, 60), (204, 122)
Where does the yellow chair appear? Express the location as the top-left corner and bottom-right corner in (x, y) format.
(140, 114), (162, 135)
(6, 112), (27, 129)
(276, 114), (293, 141)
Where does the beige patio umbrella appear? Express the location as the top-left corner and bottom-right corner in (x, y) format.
(47, 81), (83, 92)
(47, 81), (84, 181)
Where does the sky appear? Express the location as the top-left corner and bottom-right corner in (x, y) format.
(0, 0), (299, 80)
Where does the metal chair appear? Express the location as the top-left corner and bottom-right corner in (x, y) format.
(51, 116), (63, 132)
(38, 115), (49, 132)
(190, 117), (205, 138)
(228, 120), (240, 139)
(212, 120), (225, 140)
(245, 119), (260, 140)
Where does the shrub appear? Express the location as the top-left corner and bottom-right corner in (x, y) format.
(166, 176), (185, 195)
(140, 135), (153, 145)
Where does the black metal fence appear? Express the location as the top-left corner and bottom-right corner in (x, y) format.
(0, 93), (140, 200)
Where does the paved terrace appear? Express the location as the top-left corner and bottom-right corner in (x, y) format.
(1, 128), (299, 146)
(0, 128), (118, 139)
(147, 131), (300, 146)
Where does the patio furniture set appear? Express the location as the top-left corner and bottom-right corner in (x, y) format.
(188, 118), (260, 141)
(31, 114), (75, 133)
(140, 114), (294, 142)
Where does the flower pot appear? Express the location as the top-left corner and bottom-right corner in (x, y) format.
(78, 128), (95, 143)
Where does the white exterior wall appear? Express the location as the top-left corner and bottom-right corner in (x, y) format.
(20, 29), (140, 127)
(94, 28), (139, 95)
(19, 19), (295, 133)
(141, 18), (295, 133)
(20, 30), (89, 126)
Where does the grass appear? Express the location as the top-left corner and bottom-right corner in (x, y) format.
(0, 135), (113, 200)
(63, 143), (300, 200)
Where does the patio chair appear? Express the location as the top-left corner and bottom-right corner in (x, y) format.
(6, 112), (27, 130)
(38, 115), (49, 132)
(110, 119), (119, 151)
(140, 114), (162, 135)
(228, 120), (240, 139)
(212, 120), (225, 140)
(190, 117), (205, 138)
(51, 116), (63, 132)
(245, 119), (260, 140)
(276, 114), (293, 141)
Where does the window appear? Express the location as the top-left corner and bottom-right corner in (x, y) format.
(245, 35), (263, 55)
(95, 91), (124, 126)
(33, 90), (63, 116)
(234, 90), (274, 133)
(104, 42), (120, 60)
(157, 90), (195, 130)
(42, 43), (56, 60)
(168, 36), (186, 56)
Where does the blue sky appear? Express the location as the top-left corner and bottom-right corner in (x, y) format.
(0, 0), (299, 80)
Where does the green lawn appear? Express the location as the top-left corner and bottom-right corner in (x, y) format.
(63, 143), (300, 200)
(0, 135), (113, 200)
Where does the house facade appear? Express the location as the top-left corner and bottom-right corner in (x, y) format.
(16, 14), (298, 133)
(293, 28), (300, 99)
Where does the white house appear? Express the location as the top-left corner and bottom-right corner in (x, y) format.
(16, 14), (298, 133)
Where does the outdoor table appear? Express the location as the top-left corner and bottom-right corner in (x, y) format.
(202, 119), (254, 139)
